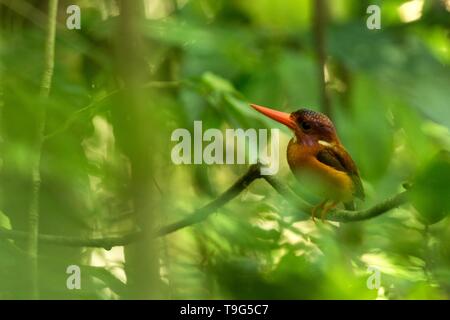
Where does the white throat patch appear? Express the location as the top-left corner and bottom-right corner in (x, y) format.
(318, 140), (333, 148)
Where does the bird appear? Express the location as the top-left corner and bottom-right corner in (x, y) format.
(250, 103), (365, 221)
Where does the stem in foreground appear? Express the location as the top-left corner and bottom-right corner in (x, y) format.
(28, 0), (58, 299)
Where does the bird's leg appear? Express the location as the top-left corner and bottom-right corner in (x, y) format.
(320, 201), (338, 222)
(311, 201), (326, 222)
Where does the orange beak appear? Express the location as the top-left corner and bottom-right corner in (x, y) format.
(250, 104), (296, 130)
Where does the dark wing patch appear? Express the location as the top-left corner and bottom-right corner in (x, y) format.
(350, 175), (365, 200)
(316, 146), (365, 200)
(316, 148), (347, 173)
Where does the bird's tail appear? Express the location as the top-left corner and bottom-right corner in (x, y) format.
(344, 201), (355, 211)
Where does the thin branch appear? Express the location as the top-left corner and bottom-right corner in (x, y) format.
(0, 228), (140, 250)
(39, 0), (58, 98)
(27, 0), (58, 300)
(0, 164), (262, 249)
(44, 80), (183, 140)
(155, 163), (262, 237)
(263, 174), (409, 222)
(263, 175), (312, 213)
(326, 191), (409, 222)
(0, 164), (409, 249)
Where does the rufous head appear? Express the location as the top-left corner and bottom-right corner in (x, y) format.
(250, 104), (339, 146)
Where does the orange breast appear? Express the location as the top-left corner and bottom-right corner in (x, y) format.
(286, 139), (354, 202)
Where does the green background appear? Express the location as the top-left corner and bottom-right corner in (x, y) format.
(0, 0), (449, 299)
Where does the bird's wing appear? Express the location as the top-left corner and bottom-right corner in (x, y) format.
(316, 145), (365, 200)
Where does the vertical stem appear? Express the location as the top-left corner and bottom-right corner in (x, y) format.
(28, 0), (58, 299)
(40, 0), (58, 98)
(313, 0), (331, 116)
(116, 0), (162, 299)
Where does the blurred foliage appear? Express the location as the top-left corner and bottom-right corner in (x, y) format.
(0, 0), (449, 299)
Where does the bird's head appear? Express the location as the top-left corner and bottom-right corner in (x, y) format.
(250, 104), (339, 146)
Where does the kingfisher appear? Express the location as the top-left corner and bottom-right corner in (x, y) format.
(251, 104), (365, 221)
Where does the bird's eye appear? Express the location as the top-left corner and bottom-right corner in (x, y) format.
(300, 121), (312, 131)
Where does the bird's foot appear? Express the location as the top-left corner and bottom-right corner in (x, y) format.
(320, 201), (338, 223)
(311, 201), (326, 223)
